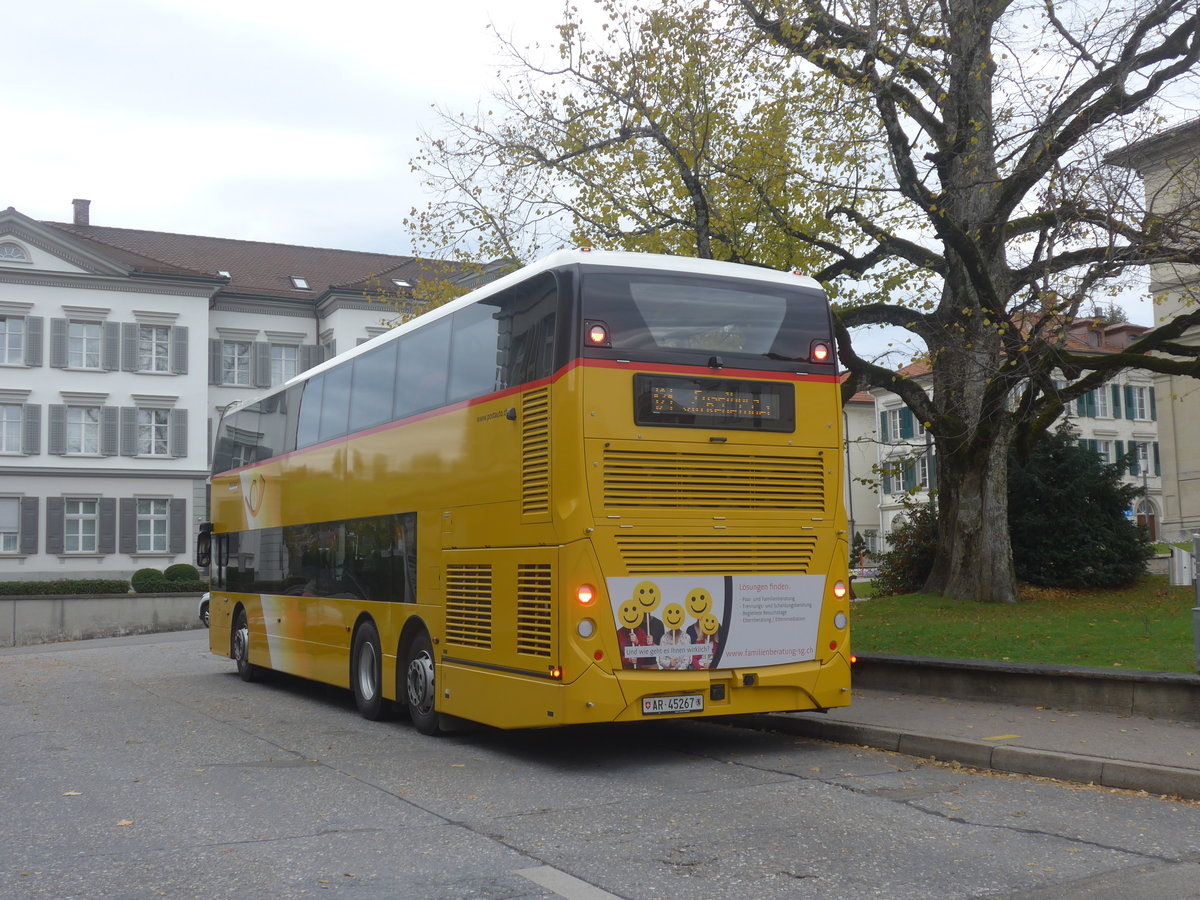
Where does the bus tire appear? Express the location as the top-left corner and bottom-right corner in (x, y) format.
(403, 631), (442, 736)
(351, 620), (387, 721)
(232, 608), (259, 683)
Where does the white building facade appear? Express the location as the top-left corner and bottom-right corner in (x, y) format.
(0, 201), (464, 582)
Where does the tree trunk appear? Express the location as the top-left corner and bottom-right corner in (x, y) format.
(924, 420), (1020, 603)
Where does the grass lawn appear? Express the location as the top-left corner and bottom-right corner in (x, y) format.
(852, 575), (1199, 674)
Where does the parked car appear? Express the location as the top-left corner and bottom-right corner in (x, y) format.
(199, 592), (210, 628)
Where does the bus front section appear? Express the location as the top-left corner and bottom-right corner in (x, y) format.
(558, 258), (852, 723)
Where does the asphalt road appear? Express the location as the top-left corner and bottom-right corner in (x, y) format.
(3, 631), (1200, 900)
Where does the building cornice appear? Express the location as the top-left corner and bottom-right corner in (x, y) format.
(1, 467), (210, 479)
(0, 270), (217, 300)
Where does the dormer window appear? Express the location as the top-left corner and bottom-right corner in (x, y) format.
(0, 242), (30, 263)
(290, 276), (311, 290)
(218, 270), (231, 278)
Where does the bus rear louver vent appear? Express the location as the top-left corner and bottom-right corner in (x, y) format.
(516, 564), (553, 657)
(522, 388), (551, 517)
(446, 564), (492, 649)
(615, 535), (819, 574)
(602, 448), (826, 511)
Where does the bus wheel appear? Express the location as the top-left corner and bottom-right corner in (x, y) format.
(351, 621), (387, 721)
(404, 631), (441, 735)
(232, 608), (258, 683)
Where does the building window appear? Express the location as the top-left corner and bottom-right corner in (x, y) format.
(0, 404), (19, 453)
(68, 321), (102, 369)
(0, 497), (18, 552)
(271, 344), (298, 386)
(1094, 439), (1114, 465)
(64, 498), (99, 553)
(221, 340), (251, 385)
(290, 276), (310, 290)
(0, 316), (23, 365)
(138, 325), (171, 372)
(137, 408), (170, 456)
(1128, 386), (1150, 420)
(66, 406), (101, 454)
(136, 498), (169, 552)
(0, 242), (30, 263)
(1094, 389), (1110, 418)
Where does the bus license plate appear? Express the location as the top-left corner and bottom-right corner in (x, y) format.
(642, 694), (704, 716)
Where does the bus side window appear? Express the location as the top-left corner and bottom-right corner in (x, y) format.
(318, 363), (353, 443)
(348, 342), (398, 434)
(447, 303), (501, 403)
(297, 374), (324, 448)
(395, 316), (451, 419)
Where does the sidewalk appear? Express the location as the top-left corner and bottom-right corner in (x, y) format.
(754, 687), (1200, 800)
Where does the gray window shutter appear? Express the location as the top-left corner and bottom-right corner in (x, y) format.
(24, 316), (43, 367)
(20, 497), (38, 554)
(103, 321), (121, 371)
(101, 406), (120, 456)
(121, 322), (139, 371)
(1124, 384), (1135, 420)
(21, 404), (40, 455)
(98, 498), (116, 555)
(170, 408), (188, 458)
(209, 339), (221, 385)
(48, 404), (66, 455)
(119, 497), (137, 554)
(169, 498), (187, 554)
(119, 407), (137, 456)
(46, 496), (64, 554)
(172, 326), (189, 374)
(253, 340), (271, 387)
(49, 318), (68, 368)
(299, 343), (321, 372)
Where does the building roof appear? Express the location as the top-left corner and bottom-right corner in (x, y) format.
(44, 220), (443, 301)
(1107, 116), (1200, 170)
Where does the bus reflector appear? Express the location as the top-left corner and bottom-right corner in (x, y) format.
(830, 641), (838, 651)
(577, 584), (595, 605)
(832, 581), (847, 599)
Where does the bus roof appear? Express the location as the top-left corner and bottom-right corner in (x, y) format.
(218, 249), (826, 418)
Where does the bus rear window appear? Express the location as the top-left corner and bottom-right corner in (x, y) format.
(582, 270), (831, 368)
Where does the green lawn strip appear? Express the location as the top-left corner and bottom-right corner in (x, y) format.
(852, 576), (1198, 674)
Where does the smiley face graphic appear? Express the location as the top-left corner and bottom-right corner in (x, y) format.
(685, 588), (712, 618)
(633, 581), (662, 613)
(618, 600), (645, 630)
(662, 602), (685, 629)
(700, 613), (720, 637)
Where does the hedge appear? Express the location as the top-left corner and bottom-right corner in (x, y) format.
(0, 579), (131, 596)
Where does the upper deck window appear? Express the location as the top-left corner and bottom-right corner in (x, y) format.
(581, 269), (831, 370)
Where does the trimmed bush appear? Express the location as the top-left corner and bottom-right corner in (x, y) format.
(0, 579), (130, 596)
(873, 496), (939, 597)
(131, 568), (168, 593)
(164, 563), (199, 583)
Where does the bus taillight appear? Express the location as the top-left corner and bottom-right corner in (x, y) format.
(832, 581), (848, 599)
(577, 584), (596, 605)
(549, 665), (563, 680)
(585, 321), (611, 347)
(811, 340), (832, 363)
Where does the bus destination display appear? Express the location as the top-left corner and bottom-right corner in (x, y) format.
(633, 374), (795, 432)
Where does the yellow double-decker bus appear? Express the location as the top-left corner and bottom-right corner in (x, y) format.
(199, 250), (851, 734)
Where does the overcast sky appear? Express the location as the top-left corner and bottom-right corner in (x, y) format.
(4, 0), (570, 254)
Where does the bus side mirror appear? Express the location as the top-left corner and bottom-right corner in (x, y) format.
(196, 523), (213, 568)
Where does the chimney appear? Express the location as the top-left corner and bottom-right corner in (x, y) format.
(72, 198), (91, 226)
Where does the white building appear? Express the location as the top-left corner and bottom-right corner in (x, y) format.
(864, 319), (1163, 540)
(1109, 120), (1200, 542)
(0, 200), (474, 582)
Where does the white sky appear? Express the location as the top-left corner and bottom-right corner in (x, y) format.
(4, 0), (571, 254)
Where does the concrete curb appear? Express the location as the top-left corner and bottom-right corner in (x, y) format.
(741, 712), (1200, 801)
(852, 654), (1200, 722)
